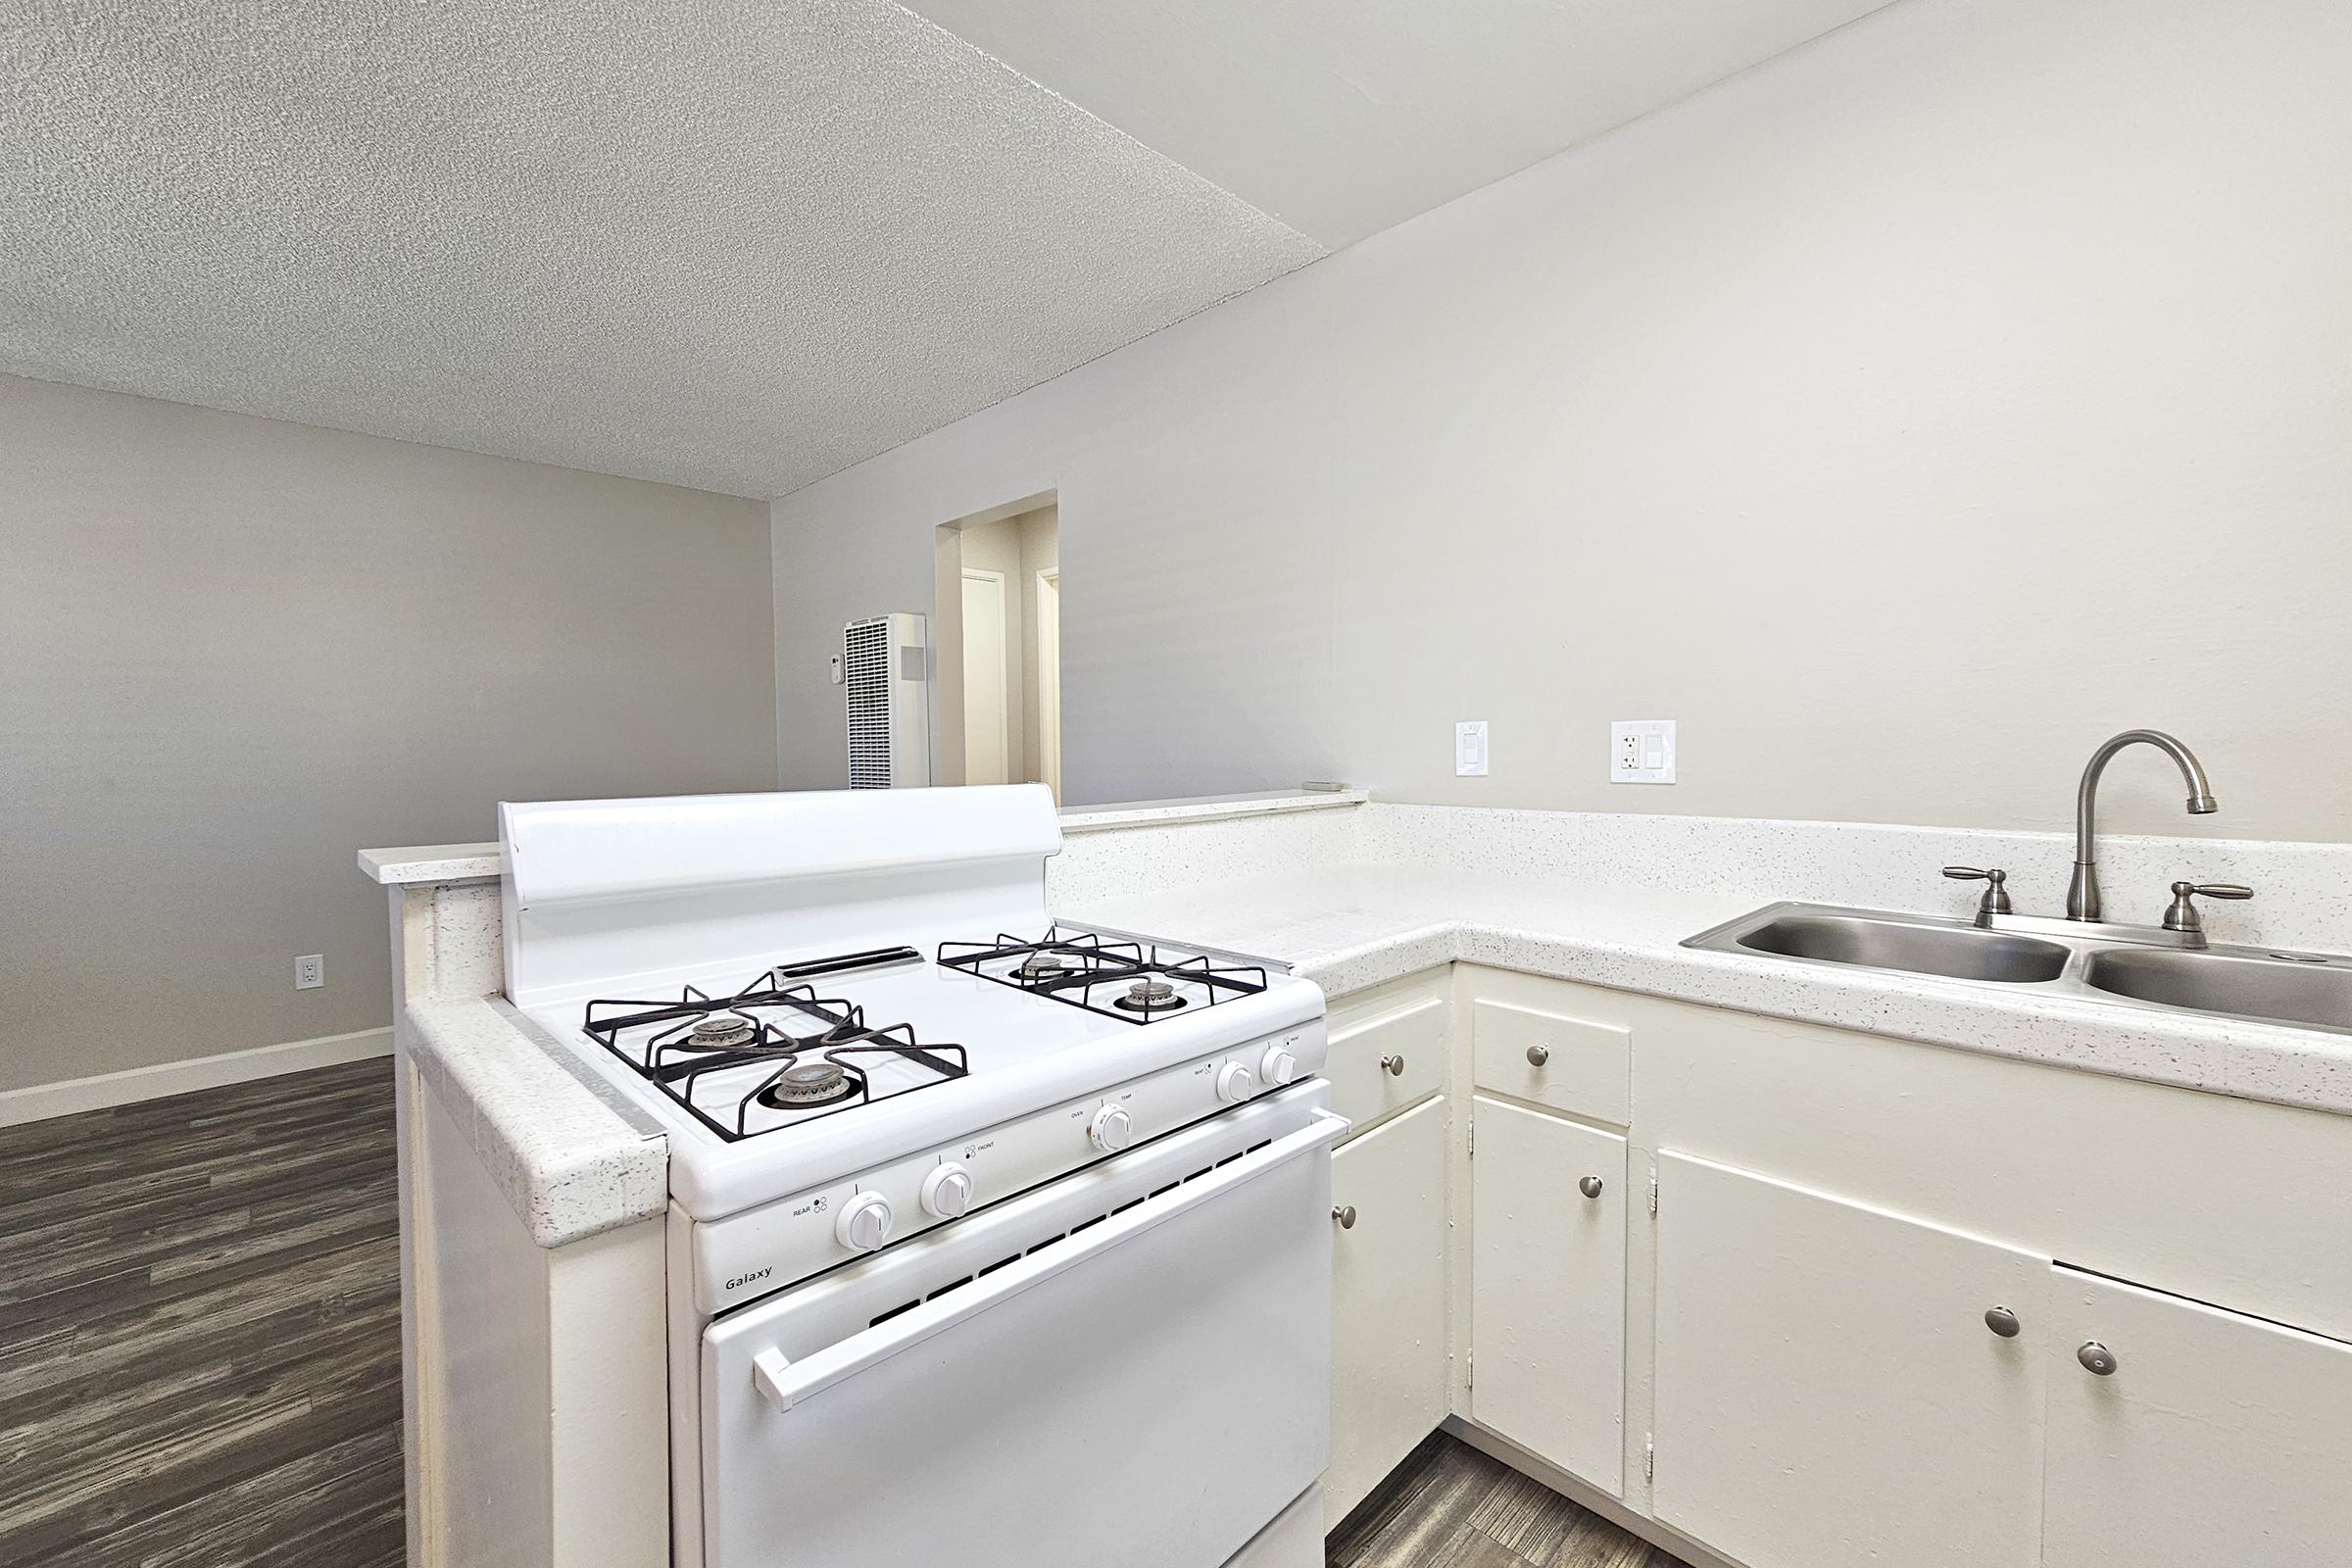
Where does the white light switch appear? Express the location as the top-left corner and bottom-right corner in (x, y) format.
(1455, 720), (1490, 777)
(1610, 720), (1676, 784)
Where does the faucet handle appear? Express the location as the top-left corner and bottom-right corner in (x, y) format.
(1943, 866), (2013, 917)
(2163, 880), (2252, 935)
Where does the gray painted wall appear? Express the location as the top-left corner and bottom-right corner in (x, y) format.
(2, 375), (777, 1095)
(770, 0), (2352, 845)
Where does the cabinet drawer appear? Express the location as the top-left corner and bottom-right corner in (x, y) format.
(1328, 996), (1447, 1135)
(1472, 999), (1629, 1125)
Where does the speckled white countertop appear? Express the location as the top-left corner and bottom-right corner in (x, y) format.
(375, 798), (2352, 1250)
(1067, 863), (2352, 1118)
(361, 842), (501, 885)
(405, 996), (667, 1246)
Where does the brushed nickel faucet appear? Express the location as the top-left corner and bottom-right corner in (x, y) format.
(2067, 729), (2219, 921)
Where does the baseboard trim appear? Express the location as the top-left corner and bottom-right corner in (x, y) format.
(0, 1025), (395, 1127)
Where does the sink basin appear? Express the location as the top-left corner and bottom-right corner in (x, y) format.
(2082, 949), (2352, 1034)
(1726, 912), (2072, 983)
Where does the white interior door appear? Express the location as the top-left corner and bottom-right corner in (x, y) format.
(1652, 1152), (2048, 1568)
(959, 568), (1007, 784)
(1035, 569), (1060, 799)
(2042, 1266), (2352, 1567)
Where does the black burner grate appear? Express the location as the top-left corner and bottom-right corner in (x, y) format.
(936, 925), (1269, 1024)
(582, 969), (966, 1142)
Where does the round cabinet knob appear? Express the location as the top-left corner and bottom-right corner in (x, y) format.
(920, 1162), (973, 1220)
(2078, 1341), (2119, 1377)
(1216, 1061), (1257, 1103)
(1379, 1054), (1406, 1077)
(1259, 1045), (1299, 1087)
(1984, 1306), (2022, 1339)
(1578, 1175), (1604, 1200)
(1526, 1045), (1550, 1067)
(834, 1191), (894, 1252)
(1088, 1103), (1133, 1154)
(1332, 1205), (1357, 1230)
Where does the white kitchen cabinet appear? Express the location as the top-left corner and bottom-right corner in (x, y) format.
(1468, 1096), (1626, 1492)
(1325, 1095), (1449, 1528)
(2042, 1267), (2352, 1567)
(1651, 1152), (2047, 1568)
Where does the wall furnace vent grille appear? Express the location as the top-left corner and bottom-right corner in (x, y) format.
(844, 612), (928, 789)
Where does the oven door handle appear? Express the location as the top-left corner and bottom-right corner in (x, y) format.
(751, 1108), (1349, 1413)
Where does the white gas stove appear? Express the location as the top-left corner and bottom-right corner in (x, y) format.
(498, 785), (1339, 1568)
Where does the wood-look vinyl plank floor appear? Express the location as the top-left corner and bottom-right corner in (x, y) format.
(0, 1059), (403, 1568)
(1330, 1432), (1689, 1568)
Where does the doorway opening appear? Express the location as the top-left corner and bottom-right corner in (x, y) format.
(934, 496), (1060, 800)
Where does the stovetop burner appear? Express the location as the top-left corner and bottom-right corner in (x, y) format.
(757, 1060), (863, 1109)
(1113, 978), (1186, 1014)
(938, 925), (1269, 1024)
(582, 970), (967, 1142)
(690, 1014), (760, 1050)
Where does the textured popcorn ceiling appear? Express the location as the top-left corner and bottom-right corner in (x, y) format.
(0, 1), (1322, 497)
(907, 0), (1903, 248)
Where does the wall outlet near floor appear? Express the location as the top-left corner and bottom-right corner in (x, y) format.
(1611, 719), (1676, 784)
(1455, 720), (1490, 777)
(294, 954), (325, 991)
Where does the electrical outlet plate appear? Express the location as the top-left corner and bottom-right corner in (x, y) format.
(1611, 720), (1676, 784)
(1455, 720), (1489, 777)
(295, 954), (325, 990)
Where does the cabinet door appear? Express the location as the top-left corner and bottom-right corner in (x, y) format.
(2043, 1267), (2352, 1567)
(1325, 1096), (1449, 1527)
(1469, 1096), (1626, 1492)
(1651, 1152), (2046, 1568)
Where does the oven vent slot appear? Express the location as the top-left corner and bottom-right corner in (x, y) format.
(858, 1141), (1262, 1329)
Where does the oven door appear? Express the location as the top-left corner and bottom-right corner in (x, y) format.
(701, 1085), (1346, 1568)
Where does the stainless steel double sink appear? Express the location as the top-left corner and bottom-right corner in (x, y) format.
(1684, 903), (2352, 1036)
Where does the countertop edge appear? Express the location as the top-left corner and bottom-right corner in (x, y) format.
(405, 996), (667, 1248)
(1058, 790), (1370, 833)
(361, 844), (502, 886)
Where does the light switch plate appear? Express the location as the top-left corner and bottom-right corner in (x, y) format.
(1455, 720), (1490, 777)
(1611, 720), (1676, 784)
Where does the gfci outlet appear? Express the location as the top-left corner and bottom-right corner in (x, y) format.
(1611, 720), (1676, 784)
(295, 954), (325, 991)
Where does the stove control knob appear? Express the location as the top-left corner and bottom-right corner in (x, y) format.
(1259, 1044), (1299, 1088)
(835, 1191), (895, 1252)
(1089, 1103), (1133, 1153)
(920, 1162), (974, 1220)
(1216, 1061), (1257, 1103)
